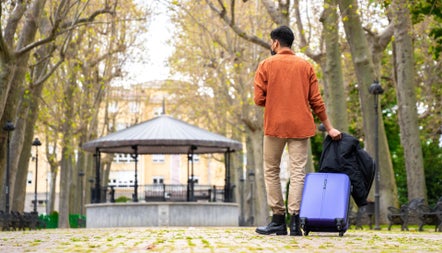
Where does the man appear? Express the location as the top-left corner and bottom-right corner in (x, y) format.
(254, 25), (341, 236)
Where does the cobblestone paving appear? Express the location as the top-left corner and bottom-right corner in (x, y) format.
(0, 227), (441, 252)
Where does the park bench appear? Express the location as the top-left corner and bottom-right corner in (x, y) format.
(144, 190), (167, 201)
(193, 189), (212, 202)
(9, 211), (22, 230)
(416, 201), (442, 232)
(387, 198), (424, 231)
(0, 210), (9, 230)
(77, 216), (86, 228)
(25, 212), (44, 229)
(355, 201), (375, 229)
(3, 211), (44, 230)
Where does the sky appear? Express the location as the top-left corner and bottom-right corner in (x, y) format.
(115, 1), (173, 87)
(141, 1), (173, 81)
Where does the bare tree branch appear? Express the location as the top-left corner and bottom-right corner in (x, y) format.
(261, 0), (288, 25)
(15, 7), (114, 57)
(293, 0), (322, 62)
(230, 0), (235, 25)
(31, 59), (64, 88)
(63, 9), (115, 29)
(3, 0), (27, 47)
(205, 0), (269, 49)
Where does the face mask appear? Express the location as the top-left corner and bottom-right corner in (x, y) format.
(270, 40), (277, 55)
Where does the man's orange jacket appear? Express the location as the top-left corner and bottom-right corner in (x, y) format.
(254, 48), (327, 138)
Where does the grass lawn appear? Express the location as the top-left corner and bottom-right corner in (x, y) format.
(0, 225), (441, 252)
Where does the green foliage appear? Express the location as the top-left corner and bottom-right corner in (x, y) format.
(310, 133), (325, 170)
(422, 140), (442, 206)
(410, 0), (442, 59)
(382, 106), (408, 205)
(382, 87), (442, 206)
(115, 196), (130, 203)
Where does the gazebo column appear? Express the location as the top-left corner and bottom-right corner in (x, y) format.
(187, 145), (197, 201)
(224, 149), (232, 202)
(131, 145), (139, 202)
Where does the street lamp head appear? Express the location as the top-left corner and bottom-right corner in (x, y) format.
(369, 81), (384, 95)
(32, 138), (42, 146)
(3, 121), (15, 131)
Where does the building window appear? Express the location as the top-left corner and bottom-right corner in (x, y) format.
(152, 154), (165, 163)
(108, 101), (118, 113)
(113, 153), (136, 163)
(189, 177), (199, 184)
(129, 102), (140, 113)
(193, 154), (200, 162)
(27, 172), (33, 184)
(108, 171), (135, 187)
(153, 106), (163, 116)
(153, 176), (164, 184)
(116, 123), (126, 131)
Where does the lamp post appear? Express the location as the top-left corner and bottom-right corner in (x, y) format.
(78, 171), (85, 216)
(32, 138), (42, 214)
(248, 170), (255, 226)
(369, 80), (384, 230)
(3, 121), (15, 214)
(131, 145), (139, 202)
(45, 169), (49, 214)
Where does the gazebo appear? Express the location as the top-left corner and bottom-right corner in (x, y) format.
(81, 114), (243, 227)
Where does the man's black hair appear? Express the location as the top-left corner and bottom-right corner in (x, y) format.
(270, 25), (294, 48)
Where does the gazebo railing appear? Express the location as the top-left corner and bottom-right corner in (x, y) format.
(97, 184), (227, 203)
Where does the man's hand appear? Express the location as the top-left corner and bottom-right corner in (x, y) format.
(327, 128), (342, 140)
(321, 119), (342, 140)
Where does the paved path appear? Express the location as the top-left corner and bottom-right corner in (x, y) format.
(0, 227), (441, 252)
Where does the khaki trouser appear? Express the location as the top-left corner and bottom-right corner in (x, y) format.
(263, 135), (308, 216)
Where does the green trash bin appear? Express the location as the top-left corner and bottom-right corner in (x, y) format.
(69, 214), (86, 228)
(42, 212), (58, 228)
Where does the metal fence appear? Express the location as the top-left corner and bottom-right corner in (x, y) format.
(95, 184), (227, 203)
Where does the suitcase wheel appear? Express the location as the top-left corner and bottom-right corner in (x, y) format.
(339, 231), (344, 237)
(304, 230), (309, 236)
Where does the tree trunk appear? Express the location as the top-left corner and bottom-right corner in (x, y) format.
(262, 0), (290, 25)
(69, 158), (79, 215)
(390, 0), (427, 201)
(58, 69), (76, 228)
(48, 164), (58, 214)
(247, 127), (268, 225)
(338, 0), (398, 222)
(12, 13), (55, 212)
(0, 0), (47, 211)
(321, 0), (349, 132)
(59, 147), (73, 228)
(0, 26), (21, 122)
(11, 84), (43, 212)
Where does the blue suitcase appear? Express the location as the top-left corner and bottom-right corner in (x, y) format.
(299, 172), (351, 236)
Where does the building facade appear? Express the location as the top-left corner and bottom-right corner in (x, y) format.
(24, 81), (229, 213)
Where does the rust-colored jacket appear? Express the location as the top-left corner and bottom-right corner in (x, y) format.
(254, 48), (327, 138)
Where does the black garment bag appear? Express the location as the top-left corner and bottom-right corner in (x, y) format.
(318, 133), (376, 207)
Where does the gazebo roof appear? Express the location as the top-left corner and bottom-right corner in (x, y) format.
(82, 114), (242, 154)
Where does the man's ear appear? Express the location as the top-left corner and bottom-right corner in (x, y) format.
(275, 40), (281, 50)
